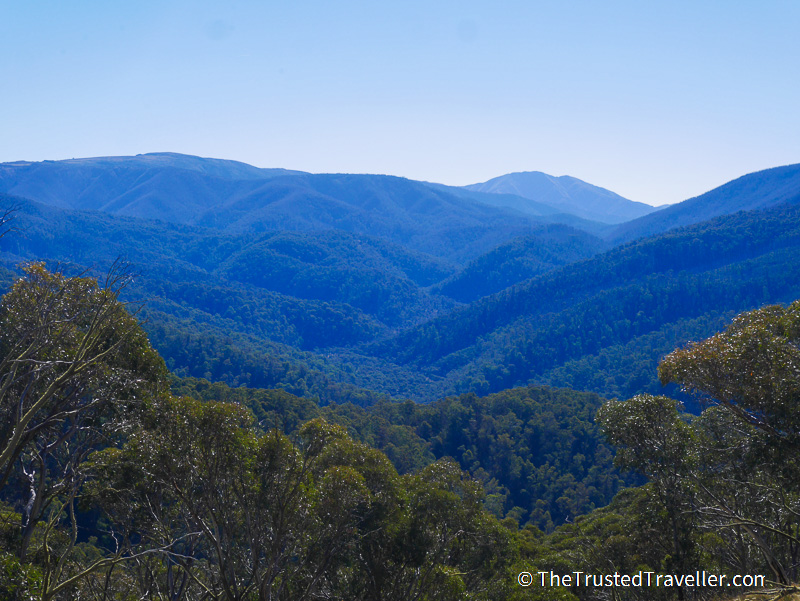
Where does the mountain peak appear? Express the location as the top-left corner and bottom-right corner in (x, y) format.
(464, 171), (658, 224)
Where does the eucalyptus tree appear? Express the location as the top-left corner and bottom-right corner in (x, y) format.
(0, 262), (168, 598)
(597, 300), (800, 591)
(596, 394), (698, 599)
(659, 300), (800, 586)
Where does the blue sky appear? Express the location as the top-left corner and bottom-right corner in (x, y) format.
(2, 0), (798, 205)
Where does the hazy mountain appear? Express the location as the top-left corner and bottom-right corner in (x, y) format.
(0, 152), (304, 223)
(0, 195), (458, 332)
(4, 162), (800, 405)
(464, 171), (658, 224)
(0, 192), (607, 402)
(192, 173), (588, 262)
(0, 154), (608, 262)
(608, 163), (800, 243)
(5, 156), (800, 406)
(422, 181), (613, 236)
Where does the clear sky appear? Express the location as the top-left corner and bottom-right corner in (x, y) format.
(2, 0), (798, 206)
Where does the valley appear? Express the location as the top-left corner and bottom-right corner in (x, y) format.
(2, 153), (800, 599)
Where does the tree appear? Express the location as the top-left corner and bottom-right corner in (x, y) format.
(0, 262), (168, 598)
(596, 300), (800, 592)
(658, 300), (800, 586)
(659, 300), (800, 452)
(92, 398), (396, 601)
(596, 395), (698, 599)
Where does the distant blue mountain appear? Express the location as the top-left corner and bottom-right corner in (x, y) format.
(4, 158), (800, 404)
(0, 153), (303, 222)
(464, 171), (659, 224)
(608, 163), (800, 243)
(0, 153), (607, 262)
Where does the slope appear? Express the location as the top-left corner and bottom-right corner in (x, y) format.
(0, 154), (615, 262)
(193, 172), (567, 262)
(608, 163), (800, 243)
(0, 152), (303, 221)
(0, 195), (455, 402)
(433, 225), (605, 303)
(465, 171), (658, 223)
(369, 203), (800, 400)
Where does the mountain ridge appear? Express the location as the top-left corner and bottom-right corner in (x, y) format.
(465, 170), (659, 223)
(0, 154), (612, 262)
(608, 163), (800, 243)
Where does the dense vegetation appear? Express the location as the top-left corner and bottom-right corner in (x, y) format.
(433, 227), (603, 303)
(2, 260), (798, 600)
(0, 266), (520, 600)
(374, 203), (800, 400)
(175, 378), (630, 530)
(4, 194), (800, 407)
(3, 158), (800, 599)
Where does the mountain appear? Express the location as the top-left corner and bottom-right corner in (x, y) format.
(192, 173), (586, 262)
(0, 154), (608, 262)
(0, 195), (457, 333)
(5, 183), (800, 404)
(0, 152), (304, 221)
(432, 226), (605, 303)
(422, 181), (614, 236)
(0, 194), (447, 404)
(464, 171), (659, 224)
(608, 163), (800, 243)
(369, 203), (800, 401)
(216, 229), (456, 327)
(4, 157), (800, 406)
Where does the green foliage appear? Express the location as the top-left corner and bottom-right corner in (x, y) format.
(0, 255), (521, 599)
(434, 227), (603, 303)
(88, 396), (516, 600)
(322, 386), (631, 531)
(0, 551), (42, 601)
(173, 377), (631, 533)
(585, 299), (800, 595)
(0, 264), (170, 599)
(659, 299), (800, 448)
(376, 203), (800, 400)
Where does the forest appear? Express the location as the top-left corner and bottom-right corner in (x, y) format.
(2, 157), (800, 600)
(1, 262), (800, 600)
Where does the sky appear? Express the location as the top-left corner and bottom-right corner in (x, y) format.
(1, 1), (799, 206)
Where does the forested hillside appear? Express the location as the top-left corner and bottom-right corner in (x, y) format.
(2, 157), (799, 599)
(433, 226), (604, 303)
(3, 187), (800, 405)
(608, 162), (800, 243)
(0, 194), (605, 402)
(374, 203), (800, 400)
(1, 262), (797, 600)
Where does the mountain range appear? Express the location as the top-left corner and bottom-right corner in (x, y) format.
(2, 153), (800, 405)
(4, 152), (800, 594)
